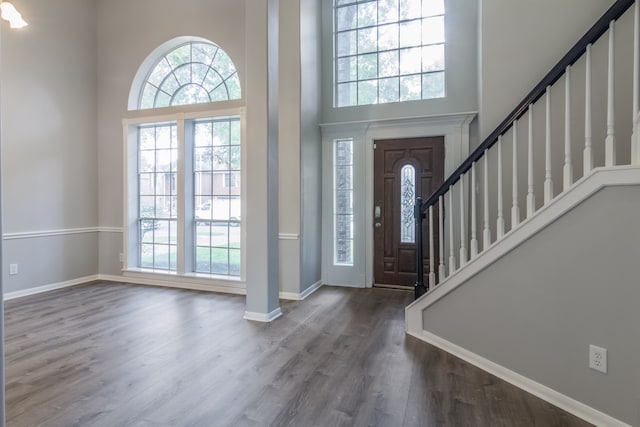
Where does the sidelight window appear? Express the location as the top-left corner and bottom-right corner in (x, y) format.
(334, 138), (354, 265)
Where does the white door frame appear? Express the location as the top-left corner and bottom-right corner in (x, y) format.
(321, 112), (476, 288)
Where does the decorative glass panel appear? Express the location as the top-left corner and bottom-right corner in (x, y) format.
(139, 41), (241, 110)
(334, 139), (354, 265)
(400, 164), (416, 243)
(334, 0), (445, 107)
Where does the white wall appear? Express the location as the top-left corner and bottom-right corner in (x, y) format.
(1, 0), (98, 293)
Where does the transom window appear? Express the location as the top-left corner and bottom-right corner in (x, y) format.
(334, 0), (445, 107)
(139, 41), (241, 109)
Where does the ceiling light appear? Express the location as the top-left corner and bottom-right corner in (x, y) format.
(0, 2), (27, 29)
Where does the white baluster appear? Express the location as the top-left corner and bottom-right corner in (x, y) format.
(544, 86), (554, 204)
(497, 136), (505, 239)
(483, 150), (491, 250)
(527, 104), (536, 217)
(438, 196), (445, 280)
(564, 65), (573, 190)
(633, 1), (640, 165)
(470, 162), (479, 258)
(428, 205), (436, 288)
(459, 178), (467, 266)
(606, 20), (616, 167)
(584, 43), (593, 174)
(512, 121), (520, 228)
(448, 191), (456, 275)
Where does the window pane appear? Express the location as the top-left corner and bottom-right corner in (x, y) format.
(378, 0), (399, 24)
(334, 139), (354, 265)
(358, 2), (377, 27)
(358, 80), (378, 105)
(399, 0), (421, 20)
(358, 53), (378, 80)
(378, 77), (399, 103)
(422, 44), (445, 72)
(337, 31), (358, 57)
(399, 20), (421, 48)
(192, 43), (218, 65)
(337, 57), (358, 83)
(400, 75), (421, 101)
(422, 71), (445, 99)
(423, 0), (445, 17)
(379, 50), (399, 77)
(423, 16), (445, 44)
(337, 82), (357, 107)
(378, 23), (399, 51)
(336, 5), (357, 31)
(357, 27), (377, 54)
(399, 47), (421, 75)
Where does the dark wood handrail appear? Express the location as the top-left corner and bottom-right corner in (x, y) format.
(420, 0), (635, 213)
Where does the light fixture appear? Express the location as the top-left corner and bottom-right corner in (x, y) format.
(0, 1), (27, 29)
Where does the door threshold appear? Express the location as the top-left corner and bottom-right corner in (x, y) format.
(373, 283), (413, 291)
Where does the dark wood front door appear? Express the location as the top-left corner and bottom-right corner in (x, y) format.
(373, 137), (444, 287)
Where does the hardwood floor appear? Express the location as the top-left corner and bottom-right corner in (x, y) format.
(5, 282), (592, 427)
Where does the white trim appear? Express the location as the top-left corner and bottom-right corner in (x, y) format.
(279, 280), (323, 300)
(408, 329), (631, 427)
(406, 166), (640, 323)
(3, 227), (99, 240)
(119, 271), (246, 295)
(278, 233), (300, 240)
(99, 227), (124, 233)
(4, 275), (100, 300)
(243, 307), (283, 322)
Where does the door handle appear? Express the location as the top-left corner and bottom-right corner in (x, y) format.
(375, 222), (382, 229)
(374, 206), (381, 218)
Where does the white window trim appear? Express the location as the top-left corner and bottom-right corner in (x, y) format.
(122, 107), (247, 289)
(320, 112), (476, 288)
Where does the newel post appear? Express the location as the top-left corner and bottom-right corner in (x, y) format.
(414, 197), (427, 299)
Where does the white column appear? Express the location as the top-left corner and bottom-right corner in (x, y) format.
(527, 104), (536, 217)
(438, 196), (446, 280)
(428, 205), (436, 288)
(497, 136), (505, 239)
(470, 162), (479, 258)
(511, 120), (520, 228)
(563, 66), (573, 191)
(606, 20), (617, 167)
(448, 190), (456, 275)
(584, 43), (594, 174)
(544, 86), (554, 204)
(483, 151), (491, 250)
(459, 178), (467, 266)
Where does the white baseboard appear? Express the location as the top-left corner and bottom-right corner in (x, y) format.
(243, 307), (283, 322)
(4, 275), (100, 300)
(408, 329), (631, 427)
(279, 281), (323, 301)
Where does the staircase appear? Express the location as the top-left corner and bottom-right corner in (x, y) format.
(405, 1), (640, 426)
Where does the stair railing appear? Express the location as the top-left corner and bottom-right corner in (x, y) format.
(415, 0), (640, 299)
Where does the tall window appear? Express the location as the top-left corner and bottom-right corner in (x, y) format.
(334, 0), (445, 107)
(194, 118), (241, 275)
(126, 38), (243, 279)
(334, 139), (354, 265)
(400, 164), (416, 243)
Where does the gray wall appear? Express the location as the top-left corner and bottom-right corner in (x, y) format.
(1, 0), (98, 293)
(478, 0), (616, 140)
(422, 185), (640, 425)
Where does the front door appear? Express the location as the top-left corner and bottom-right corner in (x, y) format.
(373, 137), (444, 287)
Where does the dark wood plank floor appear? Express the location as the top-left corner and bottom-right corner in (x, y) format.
(4, 282), (592, 427)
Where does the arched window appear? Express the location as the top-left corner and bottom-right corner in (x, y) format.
(138, 41), (241, 110)
(124, 38), (244, 281)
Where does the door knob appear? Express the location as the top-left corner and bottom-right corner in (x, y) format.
(375, 222), (382, 228)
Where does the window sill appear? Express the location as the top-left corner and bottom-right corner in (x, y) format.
(122, 268), (246, 295)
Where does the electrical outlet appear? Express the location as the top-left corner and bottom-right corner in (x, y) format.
(589, 345), (607, 374)
(9, 264), (18, 275)
(119, 253), (124, 262)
